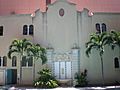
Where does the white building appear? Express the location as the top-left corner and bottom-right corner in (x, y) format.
(0, 0), (120, 85)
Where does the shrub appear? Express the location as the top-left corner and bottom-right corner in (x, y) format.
(34, 69), (58, 88)
(74, 69), (88, 87)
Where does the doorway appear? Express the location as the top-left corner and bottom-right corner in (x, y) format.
(54, 61), (72, 79)
(6, 69), (17, 84)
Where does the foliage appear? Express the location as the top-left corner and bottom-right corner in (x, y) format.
(34, 69), (58, 88)
(86, 31), (120, 53)
(8, 38), (32, 59)
(74, 69), (88, 87)
(110, 31), (120, 50)
(27, 44), (47, 64)
(86, 32), (108, 57)
(85, 32), (110, 85)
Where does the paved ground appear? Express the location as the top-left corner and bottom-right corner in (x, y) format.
(1, 85), (120, 90)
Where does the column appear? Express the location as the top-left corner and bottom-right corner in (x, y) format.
(46, 48), (54, 73)
(71, 48), (80, 85)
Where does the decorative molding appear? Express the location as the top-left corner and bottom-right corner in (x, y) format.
(53, 53), (72, 61)
(59, 8), (65, 17)
(72, 43), (79, 49)
(47, 43), (53, 49)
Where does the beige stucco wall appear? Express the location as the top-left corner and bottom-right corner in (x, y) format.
(33, 10), (47, 46)
(0, 14), (33, 56)
(47, 1), (78, 51)
(0, 14), (35, 85)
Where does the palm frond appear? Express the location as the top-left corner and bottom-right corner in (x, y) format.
(90, 34), (98, 42)
(11, 39), (19, 44)
(27, 44), (47, 64)
(85, 43), (98, 57)
(8, 49), (19, 59)
(9, 44), (18, 50)
(86, 33), (107, 57)
(111, 30), (118, 37)
(40, 54), (47, 64)
(102, 33), (112, 46)
(86, 47), (91, 57)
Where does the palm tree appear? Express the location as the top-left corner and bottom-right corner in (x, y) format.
(110, 31), (120, 56)
(27, 44), (47, 81)
(8, 38), (32, 84)
(86, 32), (109, 85)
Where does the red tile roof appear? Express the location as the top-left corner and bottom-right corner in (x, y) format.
(0, 0), (120, 15)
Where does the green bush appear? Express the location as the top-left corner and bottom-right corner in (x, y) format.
(74, 69), (88, 87)
(34, 69), (58, 88)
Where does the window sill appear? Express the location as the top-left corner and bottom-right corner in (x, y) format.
(22, 67), (33, 68)
(114, 68), (120, 71)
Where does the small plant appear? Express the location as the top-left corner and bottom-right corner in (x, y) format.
(34, 69), (58, 88)
(74, 69), (88, 87)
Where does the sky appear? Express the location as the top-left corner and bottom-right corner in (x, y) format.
(0, 0), (120, 15)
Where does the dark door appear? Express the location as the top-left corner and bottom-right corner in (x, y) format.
(12, 69), (17, 84)
(6, 69), (17, 84)
(6, 69), (12, 84)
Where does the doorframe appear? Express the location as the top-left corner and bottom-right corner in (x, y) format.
(53, 61), (72, 79)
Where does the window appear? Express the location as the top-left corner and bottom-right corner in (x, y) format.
(95, 23), (100, 33)
(23, 25), (28, 35)
(95, 23), (107, 34)
(102, 23), (106, 32)
(23, 25), (34, 35)
(0, 26), (3, 36)
(3, 56), (7, 66)
(22, 56), (33, 67)
(0, 57), (1, 66)
(28, 57), (33, 67)
(59, 8), (65, 17)
(12, 56), (17, 67)
(114, 57), (119, 68)
(29, 25), (34, 35)
(22, 56), (27, 66)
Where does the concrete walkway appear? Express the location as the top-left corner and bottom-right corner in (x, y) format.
(1, 85), (120, 90)
(8, 86), (120, 90)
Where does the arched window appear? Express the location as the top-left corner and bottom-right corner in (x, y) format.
(12, 56), (17, 67)
(29, 25), (34, 35)
(114, 57), (119, 68)
(22, 56), (27, 66)
(95, 23), (100, 33)
(102, 23), (107, 32)
(23, 25), (28, 35)
(0, 26), (3, 36)
(3, 56), (7, 66)
(0, 57), (1, 66)
(28, 57), (33, 67)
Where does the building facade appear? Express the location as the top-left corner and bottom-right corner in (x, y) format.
(0, 0), (120, 85)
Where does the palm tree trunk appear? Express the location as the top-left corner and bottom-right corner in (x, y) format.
(100, 55), (104, 85)
(19, 55), (22, 85)
(33, 59), (35, 81)
(119, 46), (120, 59)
